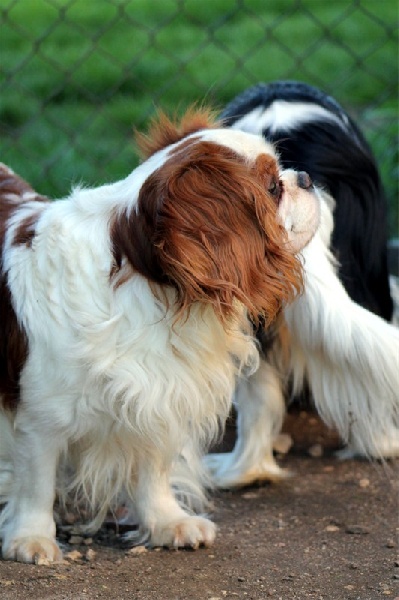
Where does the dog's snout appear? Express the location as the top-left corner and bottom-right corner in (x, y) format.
(297, 171), (313, 190)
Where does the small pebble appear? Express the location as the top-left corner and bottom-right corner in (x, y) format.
(237, 576), (245, 582)
(359, 478), (370, 488)
(241, 492), (259, 500)
(345, 525), (369, 535)
(325, 525), (340, 532)
(308, 444), (323, 458)
(85, 549), (96, 562)
(83, 537), (93, 545)
(273, 433), (293, 455)
(127, 545), (147, 555)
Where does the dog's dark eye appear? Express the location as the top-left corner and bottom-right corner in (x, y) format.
(268, 181), (277, 194)
(268, 179), (282, 200)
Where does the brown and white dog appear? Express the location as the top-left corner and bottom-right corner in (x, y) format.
(0, 108), (320, 563)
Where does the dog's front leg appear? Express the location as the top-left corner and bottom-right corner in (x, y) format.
(1, 421), (62, 564)
(131, 453), (216, 549)
(204, 358), (289, 488)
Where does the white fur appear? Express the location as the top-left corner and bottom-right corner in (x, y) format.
(286, 203), (399, 458)
(204, 358), (288, 487)
(389, 275), (399, 327)
(0, 128), (320, 562)
(199, 128), (278, 161)
(206, 194), (399, 487)
(229, 101), (348, 136)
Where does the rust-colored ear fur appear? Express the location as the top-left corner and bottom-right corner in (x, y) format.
(135, 106), (220, 160)
(112, 132), (303, 325)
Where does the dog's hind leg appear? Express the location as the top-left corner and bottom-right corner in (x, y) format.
(204, 357), (289, 488)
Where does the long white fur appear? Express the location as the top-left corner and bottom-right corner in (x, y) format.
(204, 357), (288, 487)
(0, 128), (321, 563)
(286, 201), (399, 458)
(205, 188), (399, 488)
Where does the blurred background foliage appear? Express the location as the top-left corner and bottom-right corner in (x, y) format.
(0, 0), (397, 234)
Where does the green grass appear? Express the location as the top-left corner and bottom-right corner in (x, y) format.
(0, 0), (398, 234)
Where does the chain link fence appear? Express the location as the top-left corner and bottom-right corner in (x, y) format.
(0, 0), (398, 232)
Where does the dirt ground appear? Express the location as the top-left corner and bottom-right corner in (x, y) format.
(0, 410), (398, 600)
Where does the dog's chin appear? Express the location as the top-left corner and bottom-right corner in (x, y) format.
(284, 203), (320, 254)
(278, 186), (320, 254)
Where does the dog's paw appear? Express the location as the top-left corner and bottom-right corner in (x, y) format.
(150, 516), (216, 549)
(336, 430), (399, 460)
(204, 452), (291, 488)
(2, 536), (63, 564)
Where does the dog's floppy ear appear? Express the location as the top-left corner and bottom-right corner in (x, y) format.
(112, 136), (302, 324)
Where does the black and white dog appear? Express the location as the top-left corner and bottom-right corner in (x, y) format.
(205, 81), (399, 487)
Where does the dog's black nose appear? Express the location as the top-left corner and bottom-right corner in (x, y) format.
(297, 171), (313, 190)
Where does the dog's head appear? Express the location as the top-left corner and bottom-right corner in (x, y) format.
(112, 108), (319, 324)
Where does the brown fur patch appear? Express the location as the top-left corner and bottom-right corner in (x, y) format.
(0, 164), (30, 197)
(13, 210), (44, 248)
(135, 107), (219, 160)
(0, 164), (48, 410)
(111, 139), (303, 326)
